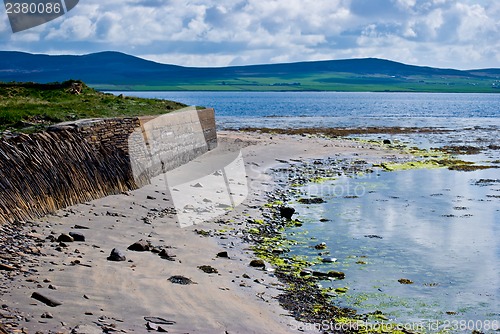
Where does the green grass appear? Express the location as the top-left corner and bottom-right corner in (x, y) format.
(89, 69), (500, 93)
(0, 80), (187, 132)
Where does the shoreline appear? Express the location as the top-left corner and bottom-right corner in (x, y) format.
(0, 130), (477, 333)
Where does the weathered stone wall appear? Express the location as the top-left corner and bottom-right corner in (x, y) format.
(0, 108), (217, 225)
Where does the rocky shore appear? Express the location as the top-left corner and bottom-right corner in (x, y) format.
(0, 130), (423, 334)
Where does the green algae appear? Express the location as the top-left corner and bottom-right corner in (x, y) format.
(263, 200), (284, 207)
(310, 176), (337, 183)
(374, 158), (496, 172)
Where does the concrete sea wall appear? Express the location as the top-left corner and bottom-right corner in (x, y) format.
(0, 108), (217, 225)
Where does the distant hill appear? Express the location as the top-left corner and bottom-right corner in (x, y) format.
(0, 51), (499, 92)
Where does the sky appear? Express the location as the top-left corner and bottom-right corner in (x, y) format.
(1, 0), (499, 69)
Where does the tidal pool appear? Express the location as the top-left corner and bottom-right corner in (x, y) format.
(286, 167), (499, 329)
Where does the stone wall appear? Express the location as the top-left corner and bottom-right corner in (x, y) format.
(0, 108), (217, 225)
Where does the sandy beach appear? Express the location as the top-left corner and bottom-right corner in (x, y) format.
(0, 130), (409, 334)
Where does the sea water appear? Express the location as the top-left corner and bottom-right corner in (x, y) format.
(117, 91), (499, 329)
(287, 168), (499, 327)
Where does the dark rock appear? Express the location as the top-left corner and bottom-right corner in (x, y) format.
(31, 292), (62, 307)
(73, 225), (89, 230)
(217, 251), (229, 258)
(168, 275), (195, 285)
(41, 312), (53, 319)
(107, 248), (126, 262)
(398, 278), (414, 284)
(146, 322), (158, 331)
(143, 317), (176, 325)
(0, 263), (15, 271)
(151, 246), (162, 254)
(312, 271), (330, 279)
(364, 235), (383, 239)
(319, 218), (330, 222)
(314, 242), (327, 250)
(322, 257), (337, 263)
(300, 269), (312, 277)
(298, 197), (325, 204)
(158, 249), (176, 261)
(249, 259), (265, 268)
(146, 195), (156, 200)
(383, 139), (391, 145)
(127, 239), (150, 252)
(57, 233), (74, 243)
(198, 265), (218, 274)
(328, 271), (345, 279)
(69, 232), (85, 242)
(279, 206), (295, 219)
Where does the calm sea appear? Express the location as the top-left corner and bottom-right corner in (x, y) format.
(117, 91), (499, 329)
(115, 91), (500, 128)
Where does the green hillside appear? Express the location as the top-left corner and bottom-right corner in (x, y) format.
(0, 80), (187, 132)
(0, 51), (499, 92)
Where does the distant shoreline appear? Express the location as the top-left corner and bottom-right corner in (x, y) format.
(97, 87), (500, 93)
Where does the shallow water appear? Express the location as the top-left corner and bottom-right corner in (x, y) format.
(286, 167), (499, 327)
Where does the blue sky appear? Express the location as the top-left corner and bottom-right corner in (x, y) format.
(1, 0), (499, 69)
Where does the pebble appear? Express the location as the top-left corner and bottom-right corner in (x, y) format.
(249, 259), (265, 268)
(322, 257), (337, 263)
(217, 251), (229, 258)
(279, 206), (295, 219)
(127, 239), (150, 252)
(31, 292), (62, 307)
(328, 271), (345, 279)
(69, 232), (85, 242)
(158, 249), (176, 261)
(41, 312), (53, 319)
(314, 242), (327, 250)
(198, 265), (218, 274)
(168, 275), (195, 285)
(107, 248), (126, 262)
(57, 233), (74, 243)
(144, 317), (176, 325)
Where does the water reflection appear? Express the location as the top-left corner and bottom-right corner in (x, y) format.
(289, 168), (499, 323)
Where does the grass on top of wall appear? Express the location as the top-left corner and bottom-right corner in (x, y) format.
(0, 80), (188, 133)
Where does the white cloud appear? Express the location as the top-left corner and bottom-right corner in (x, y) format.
(0, 0), (498, 69)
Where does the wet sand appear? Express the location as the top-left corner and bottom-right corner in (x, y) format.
(0, 131), (409, 334)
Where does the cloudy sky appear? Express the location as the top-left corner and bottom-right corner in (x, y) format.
(1, 0), (499, 69)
